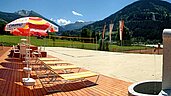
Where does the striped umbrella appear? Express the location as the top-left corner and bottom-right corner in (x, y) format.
(5, 17), (58, 35)
(10, 28), (48, 36)
(4, 17), (58, 84)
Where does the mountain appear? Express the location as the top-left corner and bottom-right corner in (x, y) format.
(83, 0), (171, 41)
(15, 10), (60, 28)
(62, 21), (94, 31)
(0, 10), (61, 34)
(0, 11), (21, 23)
(15, 10), (31, 16)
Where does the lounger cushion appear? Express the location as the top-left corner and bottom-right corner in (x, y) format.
(59, 71), (98, 80)
(38, 57), (60, 61)
(43, 61), (71, 65)
(50, 65), (79, 70)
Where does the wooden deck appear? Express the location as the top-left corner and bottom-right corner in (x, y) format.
(0, 47), (132, 96)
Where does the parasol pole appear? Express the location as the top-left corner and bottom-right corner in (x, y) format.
(28, 29), (30, 78)
(44, 35), (46, 50)
(23, 27), (31, 79)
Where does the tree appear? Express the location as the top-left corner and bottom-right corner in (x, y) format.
(0, 21), (8, 35)
(116, 26), (132, 46)
(123, 27), (131, 40)
(81, 28), (92, 38)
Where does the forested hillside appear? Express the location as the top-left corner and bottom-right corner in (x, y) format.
(83, 0), (171, 42)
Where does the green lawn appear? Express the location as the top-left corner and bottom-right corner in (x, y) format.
(0, 35), (149, 52)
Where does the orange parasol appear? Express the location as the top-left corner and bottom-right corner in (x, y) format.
(4, 17), (58, 85)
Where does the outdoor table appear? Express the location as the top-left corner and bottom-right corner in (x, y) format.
(26, 48), (32, 57)
(26, 49), (32, 51)
(26, 48), (32, 54)
(8, 46), (47, 58)
(17, 45), (38, 52)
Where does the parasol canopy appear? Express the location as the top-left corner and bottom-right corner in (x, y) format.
(10, 28), (49, 36)
(4, 17), (58, 86)
(5, 16), (58, 33)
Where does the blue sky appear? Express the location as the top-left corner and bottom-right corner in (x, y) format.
(0, 0), (171, 25)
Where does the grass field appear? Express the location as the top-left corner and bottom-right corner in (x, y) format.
(0, 35), (150, 52)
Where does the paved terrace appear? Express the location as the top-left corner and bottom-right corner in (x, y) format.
(45, 47), (163, 83)
(0, 47), (131, 96)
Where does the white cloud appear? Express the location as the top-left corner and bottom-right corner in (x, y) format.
(57, 18), (71, 26)
(50, 18), (56, 22)
(72, 11), (83, 16)
(50, 18), (53, 21)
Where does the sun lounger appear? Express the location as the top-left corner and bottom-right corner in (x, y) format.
(41, 60), (80, 73)
(36, 69), (99, 93)
(35, 57), (99, 93)
(38, 57), (61, 61)
(37, 59), (74, 71)
(36, 57), (61, 64)
(42, 61), (72, 65)
(33, 57), (61, 66)
(35, 59), (79, 72)
(57, 71), (99, 91)
(50, 65), (79, 70)
(59, 71), (99, 81)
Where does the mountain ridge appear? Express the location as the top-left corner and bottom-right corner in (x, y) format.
(83, 0), (171, 41)
(62, 21), (94, 31)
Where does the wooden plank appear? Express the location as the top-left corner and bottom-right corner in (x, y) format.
(0, 47), (132, 96)
(67, 82), (90, 96)
(22, 72), (30, 96)
(19, 63), (25, 96)
(12, 67), (17, 96)
(2, 69), (10, 96)
(0, 68), (6, 95)
(7, 68), (14, 96)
